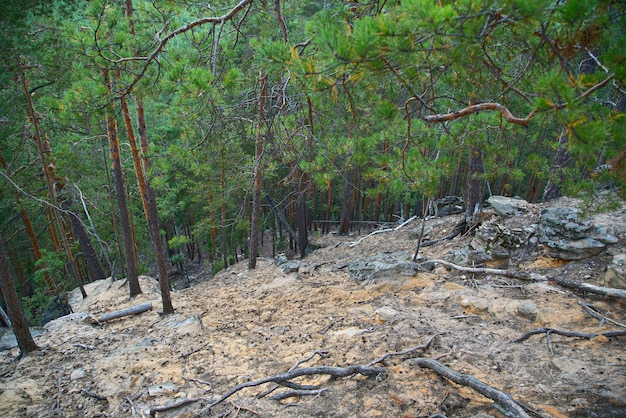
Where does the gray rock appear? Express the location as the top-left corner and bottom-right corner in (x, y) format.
(348, 252), (418, 284)
(604, 253), (626, 290)
(70, 367), (87, 380)
(159, 314), (204, 336)
(433, 196), (464, 217)
(275, 254), (289, 265)
(487, 196), (529, 217)
(279, 260), (300, 273)
(517, 301), (538, 321)
(539, 207), (617, 260)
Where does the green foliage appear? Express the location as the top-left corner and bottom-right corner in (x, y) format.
(1, 0), (624, 304)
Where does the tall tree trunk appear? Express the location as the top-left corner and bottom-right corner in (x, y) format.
(293, 167), (308, 257)
(339, 170), (354, 235)
(101, 68), (142, 297)
(465, 145), (484, 226)
(0, 233), (39, 356)
(249, 74), (267, 270)
(18, 59), (86, 298)
(2, 153), (40, 296)
(102, 133), (125, 279)
(542, 129), (570, 202)
(121, 86), (174, 313)
(121, 0), (174, 310)
(63, 199), (106, 281)
(221, 148), (228, 269)
(325, 179), (334, 234)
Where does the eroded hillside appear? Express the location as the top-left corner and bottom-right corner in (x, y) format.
(1, 196), (625, 418)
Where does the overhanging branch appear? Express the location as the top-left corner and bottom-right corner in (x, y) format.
(423, 102), (536, 126)
(120, 0), (253, 97)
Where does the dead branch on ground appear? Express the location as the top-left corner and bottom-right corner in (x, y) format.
(511, 327), (626, 343)
(149, 336), (441, 416)
(348, 216), (417, 247)
(578, 301), (626, 328)
(149, 364), (385, 416)
(87, 302), (153, 325)
(428, 259), (626, 299)
(420, 219), (468, 248)
(413, 358), (532, 418)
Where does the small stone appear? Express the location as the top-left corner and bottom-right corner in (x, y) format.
(70, 368), (87, 380)
(375, 306), (399, 322)
(517, 301), (538, 321)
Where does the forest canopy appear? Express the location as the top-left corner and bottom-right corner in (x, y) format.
(0, 0), (624, 324)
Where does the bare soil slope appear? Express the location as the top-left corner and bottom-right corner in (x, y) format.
(1, 198), (625, 418)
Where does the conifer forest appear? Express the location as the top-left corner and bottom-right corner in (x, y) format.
(1, 0), (625, 331)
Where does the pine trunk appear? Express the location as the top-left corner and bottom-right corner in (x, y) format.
(248, 74), (267, 269)
(542, 130), (570, 202)
(101, 68), (142, 297)
(18, 60), (86, 298)
(465, 145), (484, 226)
(0, 234), (39, 356)
(65, 201), (106, 281)
(339, 170), (354, 235)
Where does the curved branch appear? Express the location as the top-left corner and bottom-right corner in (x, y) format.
(414, 358), (531, 418)
(121, 0), (253, 97)
(423, 102), (536, 126)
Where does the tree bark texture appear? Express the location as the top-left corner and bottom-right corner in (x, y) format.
(293, 168), (308, 257)
(64, 200), (107, 281)
(123, 86), (173, 313)
(18, 59), (86, 298)
(249, 74), (267, 269)
(0, 234), (39, 355)
(101, 68), (142, 297)
(339, 170), (354, 235)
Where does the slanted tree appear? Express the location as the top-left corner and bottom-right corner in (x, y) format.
(0, 233), (39, 356)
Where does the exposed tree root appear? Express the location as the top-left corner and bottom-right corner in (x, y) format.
(511, 327), (626, 343)
(148, 336), (438, 417)
(413, 358), (532, 418)
(428, 259), (626, 299)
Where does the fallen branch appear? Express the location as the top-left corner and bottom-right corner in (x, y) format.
(88, 302), (153, 324)
(149, 397), (210, 416)
(578, 301), (626, 328)
(413, 358), (531, 418)
(149, 364), (384, 416)
(348, 216), (417, 247)
(428, 259), (626, 299)
(420, 219), (467, 248)
(511, 327), (626, 343)
(82, 388), (108, 401)
(209, 364), (385, 408)
(269, 387), (329, 401)
(428, 259), (530, 280)
(548, 276), (626, 299)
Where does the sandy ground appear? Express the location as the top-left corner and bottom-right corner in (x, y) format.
(1, 199), (625, 418)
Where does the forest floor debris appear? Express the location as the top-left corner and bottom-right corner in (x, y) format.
(1, 196), (625, 417)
